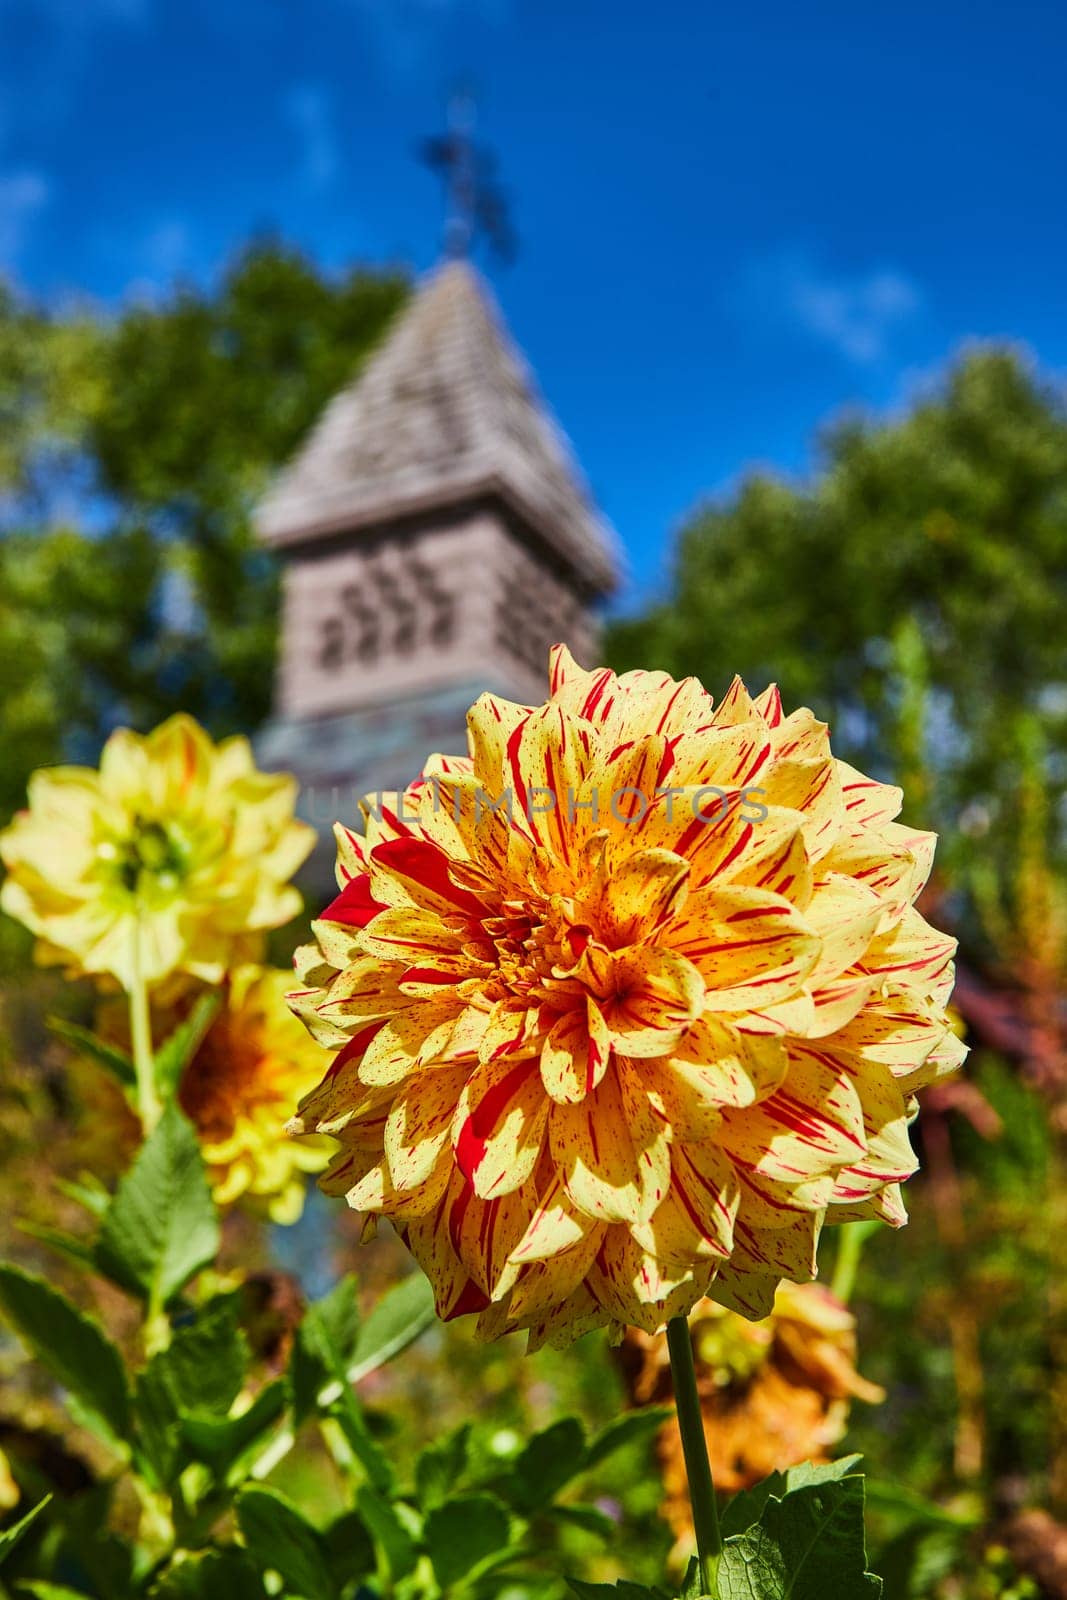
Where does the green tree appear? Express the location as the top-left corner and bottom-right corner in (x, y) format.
(608, 347), (1067, 890)
(0, 242), (408, 817)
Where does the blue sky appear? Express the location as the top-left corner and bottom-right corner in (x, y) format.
(2, 0), (1065, 607)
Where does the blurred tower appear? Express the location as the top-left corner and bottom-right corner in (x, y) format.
(253, 259), (621, 857)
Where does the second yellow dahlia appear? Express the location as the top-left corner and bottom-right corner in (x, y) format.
(289, 647), (964, 1346)
(0, 714), (314, 988)
(179, 966), (333, 1224)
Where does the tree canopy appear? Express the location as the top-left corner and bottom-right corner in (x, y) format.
(607, 347), (1067, 895)
(0, 243), (408, 821)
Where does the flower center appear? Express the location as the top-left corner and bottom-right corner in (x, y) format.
(113, 817), (190, 895)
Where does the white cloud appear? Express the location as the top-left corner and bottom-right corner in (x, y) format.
(0, 168), (50, 268)
(747, 251), (922, 365)
(285, 84), (338, 194)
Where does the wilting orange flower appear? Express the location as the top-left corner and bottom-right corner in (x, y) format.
(289, 647), (964, 1346)
(0, 715), (313, 989)
(621, 1284), (884, 1518)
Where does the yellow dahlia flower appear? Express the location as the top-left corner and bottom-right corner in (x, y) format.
(0, 715), (314, 988)
(289, 647), (964, 1347)
(179, 967), (332, 1224)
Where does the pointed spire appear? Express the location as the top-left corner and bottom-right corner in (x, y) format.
(255, 260), (622, 594)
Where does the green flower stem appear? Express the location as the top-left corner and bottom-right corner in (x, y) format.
(128, 919), (162, 1133)
(666, 1314), (721, 1596)
(830, 1219), (879, 1304)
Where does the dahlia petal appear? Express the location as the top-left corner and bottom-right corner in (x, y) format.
(597, 848), (690, 946)
(836, 761), (904, 830)
(671, 1018), (788, 1107)
(731, 1210), (821, 1282)
(599, 947), (705, 1056)
(540, 1004), (611, 1104)
(760, 756), (844, 861)
(386, 1065), (470, 1192)
(632, 1142), (739, 1266)
(467, 691), (535, 793)
(549, 1069), (668, 1225)
(453, 1057), (549, 1197)
(590, 1226), (708, 1332)
(670, 886), (820, 1011)
(804, 875), (885, 985)
(709, 1263), (780, 1320)
(860, 905), (957, 991)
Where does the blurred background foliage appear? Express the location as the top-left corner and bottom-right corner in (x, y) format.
(1, 246), (1065, 1598)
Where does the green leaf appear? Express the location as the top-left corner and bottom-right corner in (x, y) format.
(0, 1496), (51, 1568)
(133, 1297), (248, 1487)
(55, 1176), (111, 1220)
(424, 1493), (512, 1588)
(149, 1547), (267, 1598)
(17, 1584), (95, 1599)
(567, 1583), (670, 1599)
(583, 1408), (671, 1470)
(95, 1101), (219, 1307)
(322, 1511), (375, 1587)
(345, 1273), (435, 1383)
(547, 1503), (617, 1540)
(0, 1267), (130, 1450)
(355, 1485), (417, 1581)
(154, 993), (221, 1097)
(291, 1276), (361, 1423)
(678, 1556), (706, 1598)
(237, 1485), (335, 1600)
(17, 1222), (98, 1275)
(415, 1423), (471, 1511)
(717, 1473), (882, 1600)
(327, 1393), (394, 1495)
(508, 1418), (587, 1512)
(720, 1456), (865, 1539)
(182, 1379), (287, 1480)
(159, 1297), (248, 1415)
(48, 1017), (136, 1092)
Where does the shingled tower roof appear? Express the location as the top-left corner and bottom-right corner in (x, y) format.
(255, 259), (622, 594)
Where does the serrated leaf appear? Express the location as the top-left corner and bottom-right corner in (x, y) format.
(48, 1017), (136, 1092)
(0, 1268), (129, 1451)
(584, 1408), (671, 1471)
(415, 1423), (471, 1511)
(424, 1493), (512, 1588)
(237, 1485), (335, 1600)
(0, 1496), (51, 1568)
(720, 1456), (866, 1539)
(718, 1475), (882, 1600)
(508, 1418), (587, 1512)
(155, 993), (221, 1097)
(149, 1546), (267, 1598)
(355, 1485), (417, 1581)
(161, 1297), (248, 1414)
(344, 1273), (435, 1384)
(95, 1101), (219, 1308)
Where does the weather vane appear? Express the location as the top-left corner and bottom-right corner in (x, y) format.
(419, 89), (517, 265)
